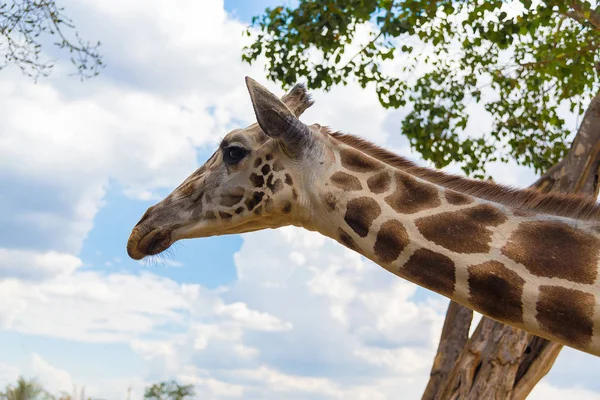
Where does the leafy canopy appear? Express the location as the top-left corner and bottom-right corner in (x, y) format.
(243, 0), (600, 177)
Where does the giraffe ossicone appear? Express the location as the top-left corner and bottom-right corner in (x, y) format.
(127, 77), (600, 357)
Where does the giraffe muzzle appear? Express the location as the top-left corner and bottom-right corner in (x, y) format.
(127, 227), (173, 260)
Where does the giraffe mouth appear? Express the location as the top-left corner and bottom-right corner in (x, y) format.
(127, 228), (173, 260)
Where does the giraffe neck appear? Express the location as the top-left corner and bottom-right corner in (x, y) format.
(308, 140), (600, 357)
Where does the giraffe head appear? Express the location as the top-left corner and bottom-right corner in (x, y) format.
(126, 77), (329, 260)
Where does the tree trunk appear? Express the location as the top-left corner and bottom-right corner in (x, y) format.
(422, 89), (600, 400)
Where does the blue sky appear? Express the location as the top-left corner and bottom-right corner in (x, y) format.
(225, 0), (291, 21)
(0, 0), (599, 398)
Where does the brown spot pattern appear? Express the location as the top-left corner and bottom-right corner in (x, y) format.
(235, 207), (244, 214)
(285, 173), (294, 186)
(204, 210), (216, 220)
(502, 221), (599, 284)
(330, 172), (362, 191)
(445, 190), (473, 205)
(264, 198), (274, 212)
(265, 153), (273, 161)
(253, 158), (262, 168)
(385, 173), (441, 214)
(344, 197), (381, 237)
(536, 286), (595, 348)
(339, 148), (383, 173)
(269, 178), (284, 194)
(403, 249), (455, 297)
(367, 171), (391, 194)
(219, 211), (232, 220)
(416, 204), (507, 253)
(261, 164), (271, 175)
(338, 228), (358, 251)
(324, 193), (337, 212)
(249, 173), (264, 188)
(373, 220), (409, 263)
(273, 160), (285, 171)
(468, 261), (524, 324)
(245, 191), (264, 211)
(282, 201), (292, 214)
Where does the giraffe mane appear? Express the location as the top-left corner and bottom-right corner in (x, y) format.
(329, 131), (600, 222)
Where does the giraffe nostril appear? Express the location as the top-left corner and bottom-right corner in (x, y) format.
(138, 228), (172, 256)
(126, 226), (172, 260)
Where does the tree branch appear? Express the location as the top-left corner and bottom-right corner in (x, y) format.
(565, 1), (600, 30)
(0, 0), (103, 79)
(422, 301), (473, 400)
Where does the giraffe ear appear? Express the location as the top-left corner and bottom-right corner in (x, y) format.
(245, 76), (313, 156)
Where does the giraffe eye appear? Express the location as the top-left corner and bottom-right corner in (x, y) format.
(223, 146), (248, 165)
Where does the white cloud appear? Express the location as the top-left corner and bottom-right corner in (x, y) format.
(215, 302), (293, 331)
(31, 353), (75, 395)
(234, 366), (345, 397)
(181, 372), (245, 399)
(0, 77), (219, 253)
(352, 346), (433, 374)
(0, 249), (82, 281)
(0, 268), (296, 348)
(124, 228), (444, 399)
(0, 226), (448, 399)
(0, 0), (266, 255)
(0, 272), (189, 341)
(0, 363), (20, 389)
(530, 382), (600, 400)
(0, 354), (149, 400)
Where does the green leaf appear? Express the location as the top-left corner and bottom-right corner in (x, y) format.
(242, 0), (595, 176)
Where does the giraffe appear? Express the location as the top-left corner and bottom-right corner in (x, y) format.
(127, 77), (600, 357)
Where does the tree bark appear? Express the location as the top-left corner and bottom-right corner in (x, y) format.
(422, 89), (600, 400)
(422, 302), (473, 400)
